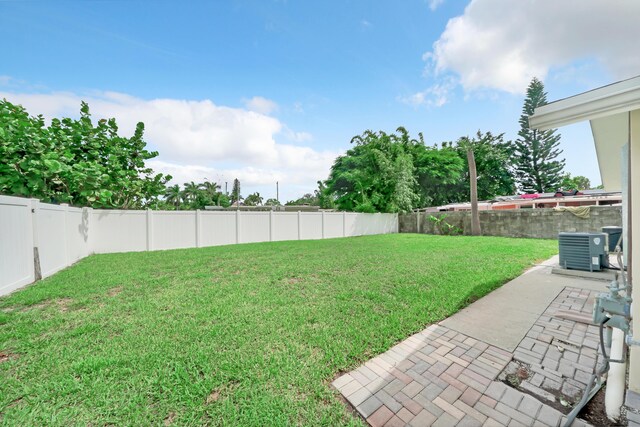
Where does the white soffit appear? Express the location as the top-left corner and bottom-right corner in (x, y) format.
(590, 113), (627, 192)
(530, 75), (640, 130)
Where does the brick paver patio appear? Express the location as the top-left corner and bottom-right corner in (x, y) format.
(333, 287), (600, 426)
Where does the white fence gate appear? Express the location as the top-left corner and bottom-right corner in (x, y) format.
(0, 195), (398, 296)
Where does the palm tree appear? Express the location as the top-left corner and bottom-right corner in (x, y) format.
(164, 185), (182, 210)
(244, 192), (263, 206)
(200, 180), (221, 205)
(182, 181), (200, 204)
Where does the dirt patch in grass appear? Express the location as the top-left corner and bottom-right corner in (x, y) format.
(163, 412), (176, 426)
(107, 286), (123, 297)
(19, 297), (73, 312)
(205, 390), (220, 404)
(26, 301), (51, 311)
(0, 351), (19, 363)
(55, 298), (73, 312)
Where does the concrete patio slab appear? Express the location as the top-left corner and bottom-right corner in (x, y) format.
(440, 256), (607, 352)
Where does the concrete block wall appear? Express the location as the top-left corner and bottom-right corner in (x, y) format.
(399, 206), (622, 239)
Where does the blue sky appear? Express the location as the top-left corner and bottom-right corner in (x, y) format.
(2, 0), (638, 202)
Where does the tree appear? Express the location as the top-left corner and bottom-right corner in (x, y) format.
(164, 185), (183, 210)
(200, 180), (221, 204)
(411, 142), (465, 207)
(264, 198), (281, 206)
(230, 178), (242, 204)
(321, 128), (516, 212)
(286, 193), (319, 206)
(560, 174), (591, 191)
(322, 128), (421, 212)
(0, 99), (170, 208)
(182, 181), (200, 204)
(244, 192), (263, 206)
(513, 78), (565, 193)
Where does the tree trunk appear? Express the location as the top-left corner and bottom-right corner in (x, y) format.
(467, 148), (481, 236)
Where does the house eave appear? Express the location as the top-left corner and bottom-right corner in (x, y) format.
(529, 75), (640, 130)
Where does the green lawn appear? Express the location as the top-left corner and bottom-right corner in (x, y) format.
(0, 234), (556, 426)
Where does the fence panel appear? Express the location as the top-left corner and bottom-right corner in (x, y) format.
(273, 212), (299, 241)
(92, 210), (147, 253)
(240, 212), (270, 243)
(300, 213), (323, 240)
(66, 207), (91, 263)
(0, 196), (34, 295)
(37, 204), (69, 277)
(152, 211), (197, 250)
(323, 213), (344, 238)
(200, 211), (237, 246)
(344, 213), (359, 236)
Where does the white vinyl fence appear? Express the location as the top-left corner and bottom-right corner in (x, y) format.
(0, 195), (398, 295)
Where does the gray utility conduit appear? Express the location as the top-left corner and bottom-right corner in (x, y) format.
(563, 238), (629, 427)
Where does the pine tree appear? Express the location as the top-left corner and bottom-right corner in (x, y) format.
(231, 178), (241, 204)
(513, 78), (565, 193)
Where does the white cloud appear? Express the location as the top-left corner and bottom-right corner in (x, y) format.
(428, 0), (444, 11)
(427, 0), (640, 94)
(283, 126), (313, 143)
(0, 89), (338, 201)
(399, 77), (456, 108)
(243, 96), (278, 115)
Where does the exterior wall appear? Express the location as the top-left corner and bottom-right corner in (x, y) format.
(0, 194), (399, 295)
(399, 206), (622, 239)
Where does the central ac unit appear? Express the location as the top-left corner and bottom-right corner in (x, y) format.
(558, 232), (608, 272)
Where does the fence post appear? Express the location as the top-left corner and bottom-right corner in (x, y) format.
(30, 199), (41, 281)
(146, 209), (153, 251)
(60, 203), (70, 267)
(321, 211), (325, 239)
(269, 210), (273, 242)
(236, 210), (240, 244)
(417, 211), (421, 233)
(195, 209), (201, 248)
(396, 213), (399, 233)
(343, 211), (346, 237)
